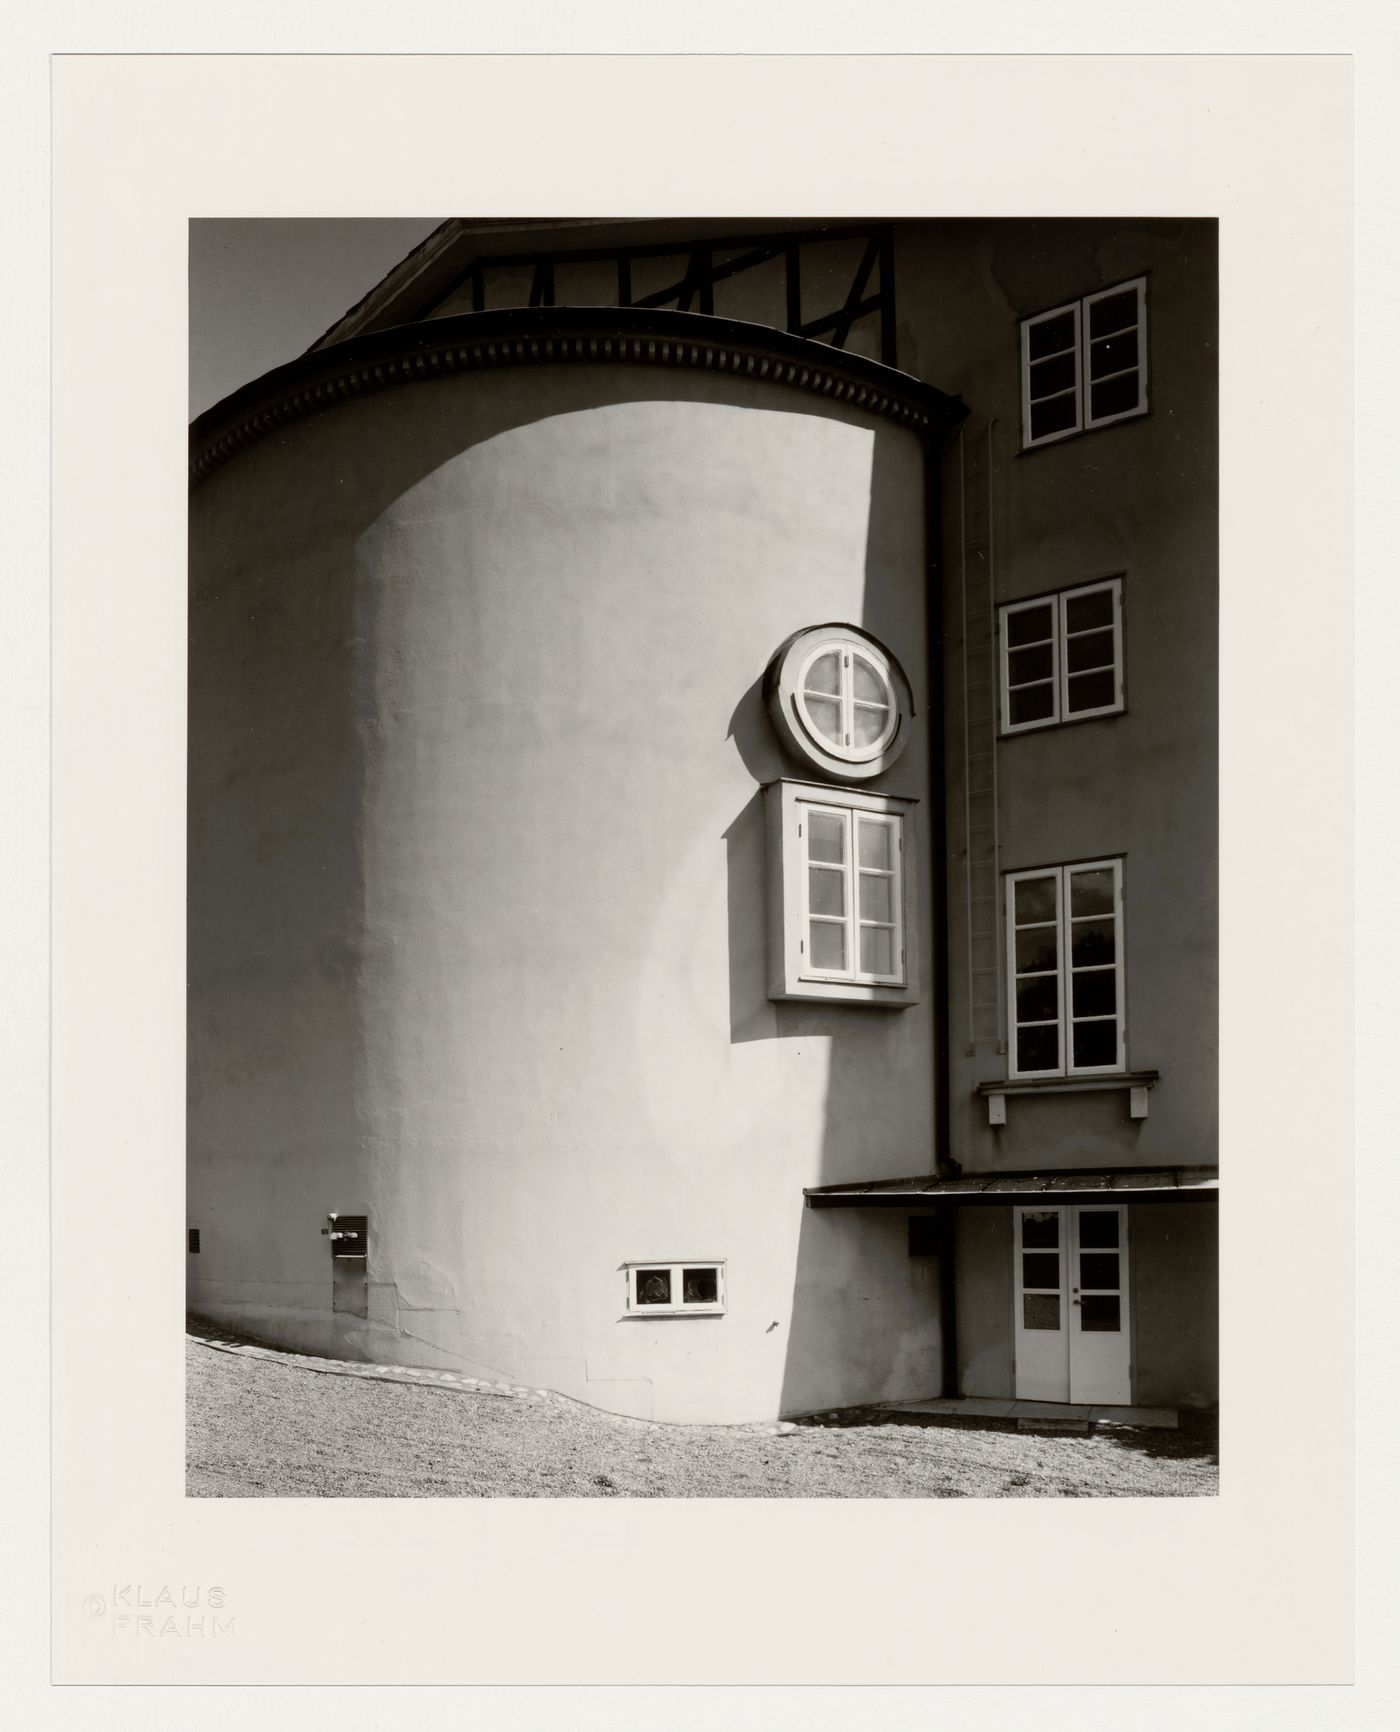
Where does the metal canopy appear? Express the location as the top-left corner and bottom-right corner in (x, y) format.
(803, 1167), (1219, 1209)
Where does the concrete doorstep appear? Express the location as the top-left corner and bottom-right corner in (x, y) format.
(874, 1396), (1179, 1431)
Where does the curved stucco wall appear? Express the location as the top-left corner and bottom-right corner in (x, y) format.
(188, 354), (939, 1422)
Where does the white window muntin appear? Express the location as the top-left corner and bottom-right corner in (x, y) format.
(1021, 298), (1083, 449)
(1005, 858), (1124, 1081)
(795, 639), (899, 764)
(999, 578), (1123, 734)
(625, 1261), (726, 1316)
(1000, 595), (1061, 734)
(1082, 278), (1148, 430)
(799, 801), (905, 987)
(1021, 278), (1147, 449)
(1059, 578), (1123, 721)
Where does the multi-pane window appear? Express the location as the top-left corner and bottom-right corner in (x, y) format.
(766, 779), (919, 1007)
(625, 1261), (726, 1316)
(1021, 277), (1148, 448)
(803, 803), (904, 985)
(1006, 859), (1124, 1079)
(796, 639), (899, 764)
(1000, 577), (1123, 733)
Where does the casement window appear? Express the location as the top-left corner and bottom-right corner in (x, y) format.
(763, 624), (914, 784)
(1000, 577), (1123, 733)
(624, 1261), (726, 1316)
(765, 779), (920, 1008)
(1006, 859), (1124, 1079)
(1021, 278), (1148, 449)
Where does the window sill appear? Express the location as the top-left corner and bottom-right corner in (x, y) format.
(979, 1070), (1159, 1126)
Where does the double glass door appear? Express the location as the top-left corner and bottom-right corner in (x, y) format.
(1013, 1204), (1130, 1405)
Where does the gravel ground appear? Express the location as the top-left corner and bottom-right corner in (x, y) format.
(186, 1337), (1218, 1499)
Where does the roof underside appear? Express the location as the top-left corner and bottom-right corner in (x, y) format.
(804, 1168), (1219, 1208)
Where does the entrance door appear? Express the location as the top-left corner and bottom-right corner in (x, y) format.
(1013, 1204), (1130, 1404)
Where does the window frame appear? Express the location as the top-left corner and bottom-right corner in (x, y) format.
(624, 1260), (727, 1317)
(764, 624), (915, 785)
(794, 639), (901, 765)
(1020, 277), (1148, 450)
(765, 777), (921, 1009)
(999, 577), (1124, 736)
(1005, 858), (1125, 1081)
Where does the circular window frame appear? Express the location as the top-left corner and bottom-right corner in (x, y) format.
(764, 623), (914, 784)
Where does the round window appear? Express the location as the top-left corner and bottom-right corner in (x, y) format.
(763, 624), (913, 782)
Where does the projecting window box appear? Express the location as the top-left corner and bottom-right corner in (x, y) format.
(765, 778), (920, 1009)
(624, 1262), (726, 1316)
(1021, 277), (1148, 449)
(1000, 577), (1124, 734)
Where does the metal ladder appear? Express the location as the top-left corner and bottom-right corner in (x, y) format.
(959, 421), (1004, 1056)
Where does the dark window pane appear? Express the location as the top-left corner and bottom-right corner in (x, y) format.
(1028, 309), (1076, 360)
(859, 926), (894, 977)
(1066, 627), (1115, 675)
(1014, 876), (1058, 924)
(1016, 974), (1059, 1023)
(1070, 868), (1115, 916)
(1015, 926), (1058, 973)
(858, 873), (892, 924)
(1078, 1211), (1120, 1249)
(1016, 1024), (1060, 1073)
(809, 921), (845, 970)
(807, 811), (845, 864)
(1021, 1210), (1060, 1249)
(1009, 643), (1054, 685)
(1079, 1294), (1121, 1332)
(1023, 1292), (1061, 1331)
(1029, 351), (1076, 398)
(1071, 916), (1116, 965)
(1090, 373), (1142, 421)
(683, 1267), (718, 1304)
(1071, 969), (1117, 1017)
(636, 1270), (672, 1305)
(1022, 1252), (1061, 1290)
(1088, 289), (1137, 338)
(1030, 393), (1078, 441)
(1072, 1019), (1118, 1068)
(805, 651), (840, 695)
(1080, 1252), (1120, 1290)
(808, 867), (844, 917)
(1066, 670), (1117, 713)
(1064, 588), (1114, 633)
(1009, 684), (1055, 727)
(1088, 329), (1139, 380)
(1006, 603), (1055, 648)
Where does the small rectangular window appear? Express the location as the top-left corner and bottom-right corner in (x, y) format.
(999, 578), (1123, 734)
(1021, 278), (1147, 449)
(624, 1262), (726, 1316)
(1006, 859), (1125, 1080)
(187, 1228), (200, 1254)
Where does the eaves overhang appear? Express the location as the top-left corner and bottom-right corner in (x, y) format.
(190, 305), (968, 489)
(804, 1167), (1220, 1209)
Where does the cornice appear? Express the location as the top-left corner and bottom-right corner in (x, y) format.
(190, 306), (967, 488)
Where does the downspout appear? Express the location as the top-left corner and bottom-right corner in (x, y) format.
(925, 427), (960, 1399)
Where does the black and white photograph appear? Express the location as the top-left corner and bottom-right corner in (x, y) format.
(39, 46), (1364, 1698)
(184, 214), (1219, 1499)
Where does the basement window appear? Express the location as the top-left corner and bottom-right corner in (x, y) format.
(1021, 277), (1148, 448)
(625, 1262), (726, 1316)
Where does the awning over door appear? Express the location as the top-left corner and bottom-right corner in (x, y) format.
(803, 1166), (1218, 1209)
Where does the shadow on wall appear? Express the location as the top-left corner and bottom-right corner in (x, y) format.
(716, 428), (947, 1418)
